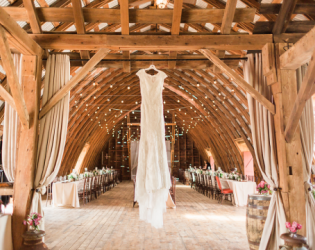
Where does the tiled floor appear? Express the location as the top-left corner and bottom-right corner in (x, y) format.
(44, 181), (249, 250)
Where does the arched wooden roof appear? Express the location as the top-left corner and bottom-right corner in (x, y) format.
(1, 0), (313, 178)
(58, 65), (258, 176)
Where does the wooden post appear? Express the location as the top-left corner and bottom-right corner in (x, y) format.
(12, 55), (41, 249)
(170, 113), (175, 176)
(262, 43), (306, 235)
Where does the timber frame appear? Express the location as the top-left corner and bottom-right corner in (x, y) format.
(0, 0), (315, 247)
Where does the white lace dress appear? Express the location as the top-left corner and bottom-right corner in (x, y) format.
(135, 69), (171, 229)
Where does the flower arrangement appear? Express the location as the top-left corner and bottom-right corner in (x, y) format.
(92, 169), (99, 176)
(286, 221), (302, 235)
(195, 169), (202, 174)
(68, 173), (78, 181)
(23, 212), (42, 231)
(256, 181), (271, 195)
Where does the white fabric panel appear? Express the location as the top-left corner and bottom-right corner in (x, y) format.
(2, 54), (22, 182)
(0, 214), (13, 250)
(30, 54), (70, 231)
(297, 65), (315, 249)
(244, 54), (286, 250)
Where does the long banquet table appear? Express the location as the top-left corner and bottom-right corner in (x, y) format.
(52, 181), (82, 208)
(190, 172), (256, 206)
(220, 179), (256, 206)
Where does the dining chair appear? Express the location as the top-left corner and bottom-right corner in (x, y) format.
(169, 176), (176, 204)
(45, 182), (53, 206)
(91, 176), (98, 200)
(189, 172), (195, 189)
(215, 176), (233, 203)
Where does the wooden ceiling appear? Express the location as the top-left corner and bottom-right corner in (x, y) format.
(0, 0), (314, 176)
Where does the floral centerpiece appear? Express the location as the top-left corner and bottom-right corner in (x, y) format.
(93, 169), (99, 176)
(195, 169), (203, 174)
(68, 173), (78, 181)
(256, 180), (271, 195)
(23, 212), (42, 231)
(216, 168), (224, 178)
(285, 221), (302, 236)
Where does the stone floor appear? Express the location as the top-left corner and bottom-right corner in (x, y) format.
(43, 181), (249, 250)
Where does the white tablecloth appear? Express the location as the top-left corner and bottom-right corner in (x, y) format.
(0, 214), (13, 250)
(220, 179), (256, 206)
(53, 181), (80, 208)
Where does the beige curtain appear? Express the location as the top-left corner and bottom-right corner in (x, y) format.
(2, 54), (22, 182)
(244, 54), (286, 250)
(30, 54), (70, 230)
(297, 65), (315, 249)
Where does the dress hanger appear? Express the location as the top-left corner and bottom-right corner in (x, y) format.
(144, 63), (159, 73)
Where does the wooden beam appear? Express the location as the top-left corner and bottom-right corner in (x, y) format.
(0, 8), (42, 55)
(12, 55), (41, 250)
(221, 0), (237, 34)
(128, 122), (176, 126)
(280, 26), (315, 70)
(23, 0), (42, 34)
(0, 84), (16, 109)
(0, 183), (14, 196)
(71, 0), (86, 34)
(120, 0), (129, 35)
(254, 20), (315, 34)
(213, 0), (237, 73)
(171, 0), (183, 35)
(71, 0), (90, 64)
(2, 7), (256, 24)
(272, 0), (298, 34)
(39, 48), (110, 119)
(284, 49), (315, 143)
(200, 49), (276, 114)
(29, 34), (273, 50)
(0, 26), (30, 128)
(120, 0), (130, 72)
(260, 3), (315, 15)
(169, 0), (183, 69)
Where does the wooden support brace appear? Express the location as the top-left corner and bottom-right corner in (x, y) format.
(0, 25), (30, 128)
(0, 8), (42, 55)
(200, 49), (276, 114)
(39, 48), (110, 119)
(23, 0), (42, 34)
(284, 48), (315, 143)
(262, 43), (278, 85)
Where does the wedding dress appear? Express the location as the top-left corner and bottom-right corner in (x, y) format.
(135, 67), (171, 229)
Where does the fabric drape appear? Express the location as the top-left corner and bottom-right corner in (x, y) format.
(297, 65), (315, 249)
(130, 141), (140, 178)
(30, 54), (70, 230)
(2, 54), (22, 182)
(244, 54), (286, 250)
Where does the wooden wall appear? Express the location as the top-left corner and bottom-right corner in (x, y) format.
(99, 113), (204, 180)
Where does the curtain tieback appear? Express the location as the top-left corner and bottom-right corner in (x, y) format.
(273, 187), (282, 191)
(33, 186), (46, 195)
(304, 181), (313, 192)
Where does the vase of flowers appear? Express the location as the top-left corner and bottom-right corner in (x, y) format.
(23, 212), (42, 231)
(256, 181), (271, 195)
(286, 221), (302, 237)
